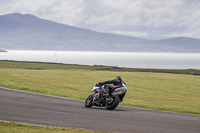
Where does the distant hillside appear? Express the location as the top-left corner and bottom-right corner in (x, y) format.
(156, 37), (200, 53)
(0, 13), (200, 53)
(0, 49), (6, 52)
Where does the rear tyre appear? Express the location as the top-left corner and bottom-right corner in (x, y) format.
(85, 94), (93, 108)
(106, 95), (120, 110)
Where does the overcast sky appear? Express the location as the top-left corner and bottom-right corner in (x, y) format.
(1, 0), (200, 40)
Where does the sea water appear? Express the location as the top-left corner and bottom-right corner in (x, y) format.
(0, 50), (200, 69)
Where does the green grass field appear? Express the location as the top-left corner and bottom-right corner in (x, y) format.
(0, 61), (200, 115)
(0, 122), (104, 133)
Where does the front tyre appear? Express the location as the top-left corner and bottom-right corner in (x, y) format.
(106, 95), (120, 110)
(85, 94), (93, 108)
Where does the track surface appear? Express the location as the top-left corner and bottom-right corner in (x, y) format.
(0, 87), (200, 133)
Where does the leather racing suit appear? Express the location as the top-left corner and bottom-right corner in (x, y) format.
(98, 76), (127, 101)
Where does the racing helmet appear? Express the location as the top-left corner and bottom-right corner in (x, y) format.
(114, 76), (121, 80)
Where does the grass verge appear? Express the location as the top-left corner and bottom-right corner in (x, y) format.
(0, 122), (103, 133)
(1, 60), (200, 75)
(0, 60), (200, 115)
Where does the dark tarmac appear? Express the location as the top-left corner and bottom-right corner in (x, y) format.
(0, 87), (199, 133)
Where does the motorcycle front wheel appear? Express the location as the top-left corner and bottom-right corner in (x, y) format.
(106, 95), (120, 110)
(85, 94), (93, 108)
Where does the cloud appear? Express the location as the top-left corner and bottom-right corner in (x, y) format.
(34, 0), (83, 25)
(111, 30), (148, 38)
(0, 0), (200, 39)
(80, 0), (200, 39)
(0, 0), (16, 5)
(0, 0), (83, 25)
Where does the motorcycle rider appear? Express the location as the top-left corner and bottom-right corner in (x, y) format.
(97, 76), (127, 102)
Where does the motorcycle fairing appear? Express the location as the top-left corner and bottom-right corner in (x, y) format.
(93, 92), (102, 102)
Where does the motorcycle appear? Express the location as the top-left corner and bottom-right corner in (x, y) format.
(85, 83), (127, 110)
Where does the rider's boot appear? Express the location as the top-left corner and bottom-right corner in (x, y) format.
(104, 87), (112, 102)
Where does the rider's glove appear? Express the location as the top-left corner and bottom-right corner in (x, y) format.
(98, 82), (104, 86)
(96, 82), (103, 86)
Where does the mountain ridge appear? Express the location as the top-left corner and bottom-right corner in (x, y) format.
(0, 49), (7, 52)
(0, 13), (200, 53)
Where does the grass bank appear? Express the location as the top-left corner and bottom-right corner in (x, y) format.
(1, 60), (200, 75)
(0, 122), (103, 133)
(0, 60), (200, 115)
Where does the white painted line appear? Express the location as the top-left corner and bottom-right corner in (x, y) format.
(0, 120), (64, 128)
(0, 87), (84, 102)
(119, 105), (200, 116)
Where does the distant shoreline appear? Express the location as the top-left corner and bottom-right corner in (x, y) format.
(4, 49), (200, 54)
(0, 60), (199, 75)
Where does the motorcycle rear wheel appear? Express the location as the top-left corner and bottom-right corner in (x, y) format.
(106, 95), (120, 110)
(85, 94), (93, 108)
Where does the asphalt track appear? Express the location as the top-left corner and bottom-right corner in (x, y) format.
(0, 87), (200, 133)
